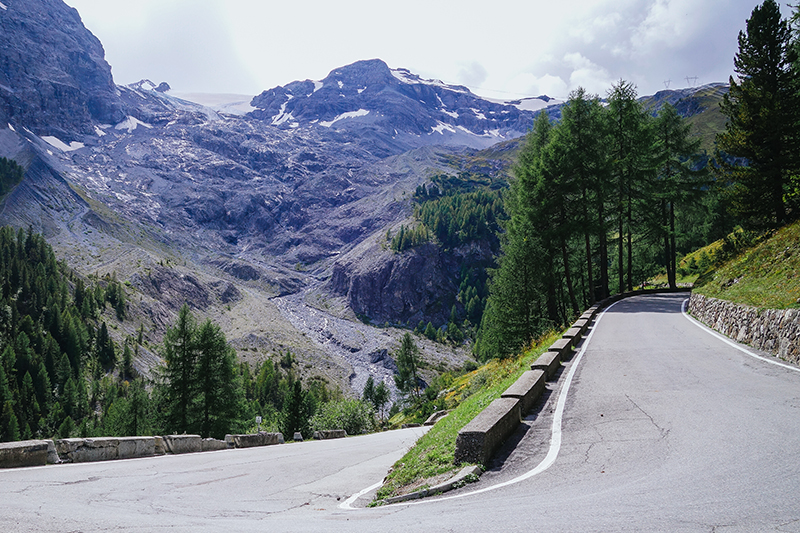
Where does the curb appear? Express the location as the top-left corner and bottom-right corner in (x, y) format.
(381, 465), (483, 504)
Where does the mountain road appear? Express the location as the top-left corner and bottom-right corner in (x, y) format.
(2, 293), (799, 532)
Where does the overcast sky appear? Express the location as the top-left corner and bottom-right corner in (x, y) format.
(64, 0), (792, 100)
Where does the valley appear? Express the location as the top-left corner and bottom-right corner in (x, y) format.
(0, 0), (731, 403)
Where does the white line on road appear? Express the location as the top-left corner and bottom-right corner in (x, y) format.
(681, 298), (800, 374)
(340, 299), (623, 510)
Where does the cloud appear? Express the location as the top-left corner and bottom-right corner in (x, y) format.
(564, 53), (614, 95)
(508, 73), (568, 99)
(457, 61), (488, 89)
(66, 0), (775, 98)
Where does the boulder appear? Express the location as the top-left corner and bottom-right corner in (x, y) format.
(424, 410), (451, 426)
(117, 437), (155, 459)
(154, 436), (166, 455)
(56, 438), (119, 463)
(531, 351), (561, 379)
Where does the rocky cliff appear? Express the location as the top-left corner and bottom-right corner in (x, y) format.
(0, 0), (124, 137)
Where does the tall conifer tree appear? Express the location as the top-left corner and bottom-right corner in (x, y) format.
(717, 0), (799, 227)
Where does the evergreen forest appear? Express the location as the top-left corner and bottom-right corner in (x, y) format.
(476, 0), (800, 359)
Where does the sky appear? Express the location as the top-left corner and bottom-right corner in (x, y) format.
(64, 0), (793, 101)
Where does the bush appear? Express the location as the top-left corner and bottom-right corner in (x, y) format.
(309, 399), (377, 436)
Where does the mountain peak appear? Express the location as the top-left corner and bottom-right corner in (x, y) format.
(249, 59), (541, 155)
(0, 0), (124, 137)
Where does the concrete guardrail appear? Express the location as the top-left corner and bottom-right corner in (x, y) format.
(453, 288), (691, 469)
(501, 370), (546, 415)
(0, 440), (53, 468)
(225, 432), (284, 448)
(312, 430), (347, 439)
(454, 397), (521, 466)
(531, 351), (561, 378)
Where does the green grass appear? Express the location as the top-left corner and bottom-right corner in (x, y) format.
(373, 331), (561, 502)
(694, 220), (800, 309)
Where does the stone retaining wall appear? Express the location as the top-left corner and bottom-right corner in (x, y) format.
(688, 293), (800, 364)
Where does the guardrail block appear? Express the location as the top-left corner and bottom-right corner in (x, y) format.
(0, 440), (50, 468)
(162, 435), (202, 454)
(455, 397), (521, 466)
(224, 432), (284, 448)
(531, 351), (561, 379)
(501, 370), (546, 415)
(313, 430), (347, 439)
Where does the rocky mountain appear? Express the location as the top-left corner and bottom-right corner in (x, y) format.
(0, 0), (728, 398)
(0, 0), (123, 137)
(249, 58), (547, 157)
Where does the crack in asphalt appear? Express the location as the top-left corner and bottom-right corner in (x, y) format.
(624, 394), (670, 439)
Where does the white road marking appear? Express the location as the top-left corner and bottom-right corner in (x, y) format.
(340, 299), (623, 509)
(681, 298), (800, 374)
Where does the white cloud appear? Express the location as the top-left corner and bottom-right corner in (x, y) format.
(508, 73), (568, 99)
(563, 53), (614, 95)
(65, 0), (772, 98)
(457, 61), (488, 89)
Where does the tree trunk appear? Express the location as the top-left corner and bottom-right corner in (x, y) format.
(583, 188), (595, 304)
(561, 236), (579, 316)
(598, 199), (609, 300)
(669, 201), (677, 289)
(627, 187), (633, 292)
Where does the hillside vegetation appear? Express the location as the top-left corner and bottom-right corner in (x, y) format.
(693, 220), (800, 309)
(374, 331), (560, 502)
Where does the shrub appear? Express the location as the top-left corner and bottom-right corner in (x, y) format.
(309, 399), (377, 436)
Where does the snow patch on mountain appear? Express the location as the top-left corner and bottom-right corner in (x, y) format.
(42, 136), (84, 152)
(491, 96), (563, 112)
(471, 108), (487, 120)
(115, 116), (153, 133)
(169, 92), (257, 115)
(271, 97), (294, 125)
(319, 109), (370, 127)
(390, 68), (469, 93)
(430, 121), (456, 135)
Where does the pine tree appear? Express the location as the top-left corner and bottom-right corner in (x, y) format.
(372, 381), (390, 421)
(393, 333), (421, 400)
(1, 401), (19, 442)
(606, 80), (653, 293)
(161, 304), (198, 434)
(96, 322), (116, 370)
(651, 104), (704, 288)
(362, 375), (375, 405)
(282, 380), (310, 439)
(717, 0), (799, 227)
(195, 319), (242, 439)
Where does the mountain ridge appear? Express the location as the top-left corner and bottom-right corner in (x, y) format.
(0, 0), (729, 397)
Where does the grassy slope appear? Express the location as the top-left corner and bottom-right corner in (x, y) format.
(374, 331), (561, 501)
(694, 220), (800, 309)
(683, 85), (728, 154)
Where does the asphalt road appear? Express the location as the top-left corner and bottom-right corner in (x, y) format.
(3, 293), (800, 532)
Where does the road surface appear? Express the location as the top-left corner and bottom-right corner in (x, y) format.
(2, 293), (799, 532)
